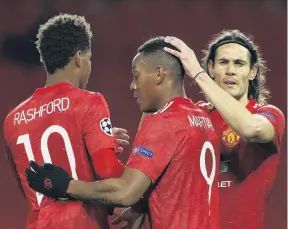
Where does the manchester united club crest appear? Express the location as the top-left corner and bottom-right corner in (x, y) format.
(222, 127), (240, 148)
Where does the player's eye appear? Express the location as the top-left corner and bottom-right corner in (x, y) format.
(219, 60), (228, 65)
(234, 61), (245, 67)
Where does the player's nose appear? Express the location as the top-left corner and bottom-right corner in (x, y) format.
(130, 79), (136, 91)
(225, 63), (236, 76)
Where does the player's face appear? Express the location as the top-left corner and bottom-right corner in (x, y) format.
(130, 53), (159, 113)
(208, 43), (257, 102)
(79, 49), (92, 89)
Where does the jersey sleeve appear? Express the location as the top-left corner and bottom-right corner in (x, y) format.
(256, 104), (285, 150)
(82, 93), (119, 154)
(126, 116), (179, 183)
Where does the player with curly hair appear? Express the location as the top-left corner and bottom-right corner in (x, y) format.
(25, 36), (220, 229)
(3, 14), (127, 229)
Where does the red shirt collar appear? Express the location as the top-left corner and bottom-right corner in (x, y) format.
(168, 97), (193, 105)
(156, 97), (193, 113)
(246, 99), (256, 109)
(34, 82), (74, 94)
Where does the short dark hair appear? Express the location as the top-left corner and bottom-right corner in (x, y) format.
(137, 36), (185, 78)
(202, 30), (270, 104)
(36, 14), (92, 74)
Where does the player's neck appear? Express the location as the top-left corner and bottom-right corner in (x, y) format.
(156, 86), (186, 111)
(236, 93), (250, 106)
(45, 72), (80, 88)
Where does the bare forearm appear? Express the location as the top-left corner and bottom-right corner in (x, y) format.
(196, 73), (255, 138)
(66, 168), (151, 207)
(67, 178), (127, 205)
(162, 37), (269, 141)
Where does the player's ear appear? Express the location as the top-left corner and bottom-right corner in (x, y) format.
(74, 51), (83, 68)
(249, 64), (258, 80)
(155, 65), (164, 85)
(208, 60), (215, 79)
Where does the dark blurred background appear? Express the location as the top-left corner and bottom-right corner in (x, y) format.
(0, 0), (286, 229)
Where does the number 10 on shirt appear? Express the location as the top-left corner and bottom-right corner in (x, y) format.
(17, 125), (78, 206)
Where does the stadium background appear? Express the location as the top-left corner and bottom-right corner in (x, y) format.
(0, 0), (286, 228)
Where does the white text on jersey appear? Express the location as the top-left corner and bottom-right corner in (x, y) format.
(14, 98), (70, 125)
(218, 180), (232, 188)
(188, 115), (214, 130)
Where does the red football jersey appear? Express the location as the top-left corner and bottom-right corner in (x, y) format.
(197, 99), (285, 229)
(3, 82), (119, 229)
(127, 97), (220, 229)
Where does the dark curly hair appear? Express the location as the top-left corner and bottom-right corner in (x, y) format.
(202, 30), (270, 104)
(36, 14), (92, 74)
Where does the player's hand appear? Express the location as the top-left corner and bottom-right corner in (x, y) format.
(112, 207), (144, 229)
(164, 36), (204, 81)
(25, 161), (73, 199)
(112, 127), (130, 153)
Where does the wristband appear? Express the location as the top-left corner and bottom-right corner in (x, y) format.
(191, 70), (206, 85)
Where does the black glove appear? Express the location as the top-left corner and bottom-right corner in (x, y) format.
(25, 161), (73, 199)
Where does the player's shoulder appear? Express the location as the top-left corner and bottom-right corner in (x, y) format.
(82, 90), (107, 104)
(140, 101), (185, 129)
(138, 114), (176, 142)
(72, 88), (101, 98)
(3, 96), (34, 138)
(141, 112), (166, 124)
(80, 91), (111, 119)
(254, 102), (284, 117)
(145, 100), (179, 120)
(145, 99), (204, 121)
(5, 96), (33, 122)
(60, 87), (108, 109)
(140, 111), (172, 132)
